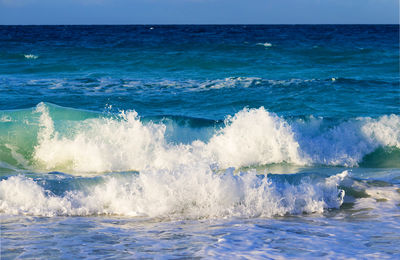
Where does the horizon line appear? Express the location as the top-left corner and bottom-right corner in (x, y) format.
(1, 23), (399, 26)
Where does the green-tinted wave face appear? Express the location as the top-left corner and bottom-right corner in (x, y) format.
(360, 147), (400, 168)
(0, 103), (100, 171)
(1, 107), (41, 168)
(1, 103), (399, 174)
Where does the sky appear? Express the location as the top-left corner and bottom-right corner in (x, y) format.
(0, 0), (398, 25)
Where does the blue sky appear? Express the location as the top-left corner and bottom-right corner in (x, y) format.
(0, 0), (398, 24)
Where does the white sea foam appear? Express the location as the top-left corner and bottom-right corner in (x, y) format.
(256, 42), (272, 48)
(203, 108), (306, 168)
(31, 103), (400, 173)
(0, 115), (12, 122)
(0, 170), (347, 218)
(24, 54), (38, 59)
(32, 104), (306, 172)
(33, 103), (179, 172)
(351, 183), (400, 218)
(198, 77), (262, 89)
(10, 77), (325, 95)
(293, 114), (400, 166)
(2, 104), (397, 219)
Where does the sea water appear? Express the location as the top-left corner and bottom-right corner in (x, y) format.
(0, 25), (399, 258)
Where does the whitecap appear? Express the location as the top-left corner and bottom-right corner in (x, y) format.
(256, 42), (272, 48)
(24, 54), (38, 59)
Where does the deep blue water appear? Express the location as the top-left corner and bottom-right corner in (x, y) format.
(0, 25), (399, 259)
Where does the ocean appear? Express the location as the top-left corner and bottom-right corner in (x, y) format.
(0, 25), (399, 259)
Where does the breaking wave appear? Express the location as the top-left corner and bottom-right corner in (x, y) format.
(0, 103), (399, 173)
(0, 170), (347, 218)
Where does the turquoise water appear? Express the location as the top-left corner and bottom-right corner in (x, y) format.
(1, 25), (399, 258)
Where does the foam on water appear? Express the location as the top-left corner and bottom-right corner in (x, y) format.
(346, 179), (400, 219)
(1, 103), (399, 173)
(30, 104), (309, 172)
(1, 77), (325, 95)
(293, 114), (400, 166)
(33, 103), (174, 172)
(24, 54), (38, 59)
(256, 42), (272, 47)
(0, 169), (347, 218)
(198, 77), (263, 89)
(0, 115), (12, 122)
(203, 108), (305, 168)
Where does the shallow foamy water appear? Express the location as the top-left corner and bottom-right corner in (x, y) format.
(1, 167), (400, 258)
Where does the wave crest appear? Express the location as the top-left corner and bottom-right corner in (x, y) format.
(205, 108), (305, 168)
(1, 103), (399, 173)
(0, 170), (347, 218)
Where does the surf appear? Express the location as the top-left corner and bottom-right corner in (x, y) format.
(0, 102), (399, 174)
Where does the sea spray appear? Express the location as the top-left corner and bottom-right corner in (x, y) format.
(0, 170), (348, 218)
(1, 103), (399, 173)
(204, 107), (306, 168)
